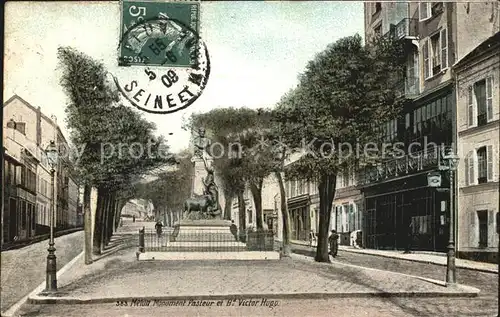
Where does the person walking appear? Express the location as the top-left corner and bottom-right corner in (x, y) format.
(230, 220), (238, 241)
(155, 220), (163, 239)
(309, 230), (317, 247)
(328, 229), (339, 257)
(404, 218), (414, 254)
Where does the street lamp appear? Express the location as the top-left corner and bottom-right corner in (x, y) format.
(45, 140), (58, 292)
(441, 147), (459, 286)
(427, 146), (459, 286)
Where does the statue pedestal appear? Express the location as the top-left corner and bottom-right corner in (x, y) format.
(137, 219), (280, 260)
(170, 219), (239, 246)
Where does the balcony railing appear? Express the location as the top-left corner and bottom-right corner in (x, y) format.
(395, 18), (418, 40)
(358, 148), (441, 185)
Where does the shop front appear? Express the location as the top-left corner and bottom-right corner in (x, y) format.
(287, 194), (311, 242)
(363, 172), (449, 252)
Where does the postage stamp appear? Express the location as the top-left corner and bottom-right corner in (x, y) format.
(114, 0), (209, 114)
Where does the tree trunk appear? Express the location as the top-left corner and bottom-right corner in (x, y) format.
(83, 184), (93, 264)
(237, 190), (246, 231)
(93, 190), (104, 255)
(275, 171), (291, 257)
(223, 190), (233, 220)
(249, 182), (264, 230)
(315, 173), (336, 263)
(100, 193), (109, 249)
(106, 194), (116, 244)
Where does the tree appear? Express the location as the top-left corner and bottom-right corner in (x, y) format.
(134, 150), (194, 222)
(187, 108), (276, 230)
(57, 46), (176, 258)
(274, 34), (405, 262)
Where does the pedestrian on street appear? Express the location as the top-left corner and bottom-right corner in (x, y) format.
(404, 219), (414, 254)
(230, 220), (238, 241)
(133, 215), (136, 223)
(155, 220), (163, 239)
(328, 229), (339, 257)
(309, 230), (317, 247)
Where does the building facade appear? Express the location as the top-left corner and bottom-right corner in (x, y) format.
(455, 32), (500, 262)
(333, 169), (364, 246)
(361, 2), (499, 252)
(2, 95), (80, 246)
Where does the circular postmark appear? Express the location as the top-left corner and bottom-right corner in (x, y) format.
(113, 15), (210, 114)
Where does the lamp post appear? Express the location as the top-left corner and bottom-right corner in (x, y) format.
(45, 140), (58, 292)
(442, 147), (459, 286)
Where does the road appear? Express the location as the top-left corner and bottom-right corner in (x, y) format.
(16, 249), (498, 317)
(0, 231), (84, 314)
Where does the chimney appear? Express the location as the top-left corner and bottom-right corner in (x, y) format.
(36, 107), (42, 146)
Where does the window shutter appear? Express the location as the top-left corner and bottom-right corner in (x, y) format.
(464, 156), (469, 186)
(486, 76), (493, 121)
(423, 40), (430, 79)
(468, 151), (475, 185)
(487, 145), (494, 181)
(440, 28), (448, 69)
(468, 86), (474, 127)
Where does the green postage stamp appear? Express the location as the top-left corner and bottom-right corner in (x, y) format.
(119, 0), (201, 67)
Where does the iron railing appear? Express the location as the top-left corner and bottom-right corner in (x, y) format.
(139, 228), (276, 252)
(358, 148), (442, 185)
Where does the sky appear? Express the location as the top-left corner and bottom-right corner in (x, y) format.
(4, 1), (364, 153)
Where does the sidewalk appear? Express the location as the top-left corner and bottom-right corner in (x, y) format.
(286, 239), (498, 274)
(28, 240), (479, 304)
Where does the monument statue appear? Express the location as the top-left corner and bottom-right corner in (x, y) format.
(183, 127), (221, 219)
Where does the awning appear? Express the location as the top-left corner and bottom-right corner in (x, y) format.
(287, 194), (310, 209)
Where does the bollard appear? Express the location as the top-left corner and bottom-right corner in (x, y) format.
(139, 227), (145, 253)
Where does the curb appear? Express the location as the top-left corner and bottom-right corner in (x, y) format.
(338, 248), (498, 274)
(291, 253), (480, 295)
(27, 288), (480, 305)
(2, 251), (84, 317)
(289, 244), (497, 274)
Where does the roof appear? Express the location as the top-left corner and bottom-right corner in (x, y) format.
(453, 32), (500, 69)
(3, 94), (70, 145)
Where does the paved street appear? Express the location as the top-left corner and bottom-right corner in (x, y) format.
(0, 231), (84, 313)
(15, 235), (497, 317)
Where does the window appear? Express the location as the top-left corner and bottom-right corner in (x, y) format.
(419, 2), (431, 21)
(468, 76), (494, 127)
(477, 147), (487, 184)
(431, 33), (441, 74)
(291, 180), (296, 197)
(475, 79), (487, 126)
(477, 210), (488, 247)
(423, 29), (448, 79)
